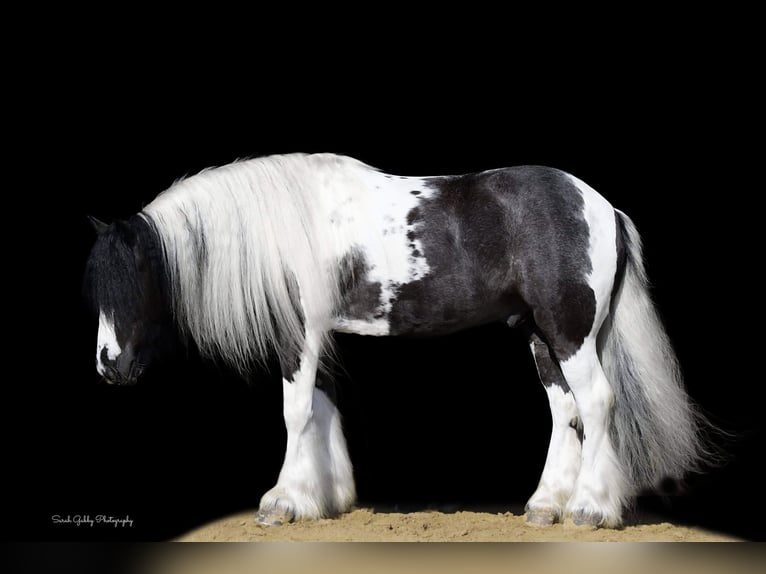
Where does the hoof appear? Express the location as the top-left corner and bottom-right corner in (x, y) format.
(525, 509), (558, 526)
(570, 509), (603, 527)
(255, 507), (295, 527)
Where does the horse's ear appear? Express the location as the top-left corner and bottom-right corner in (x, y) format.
(87, 215), (109, 235)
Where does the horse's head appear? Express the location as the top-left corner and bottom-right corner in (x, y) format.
(84, 216), (173, 385)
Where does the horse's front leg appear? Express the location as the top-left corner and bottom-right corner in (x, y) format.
(256, 327), (356, 526)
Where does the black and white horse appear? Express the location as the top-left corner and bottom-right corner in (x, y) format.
(84, 153), (705, 528)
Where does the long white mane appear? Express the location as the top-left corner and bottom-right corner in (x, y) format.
(141, 153), (361, 372)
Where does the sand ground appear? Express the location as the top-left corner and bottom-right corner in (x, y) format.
(176, 507), (738, 542)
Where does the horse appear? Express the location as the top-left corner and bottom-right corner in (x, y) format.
(83, 153), (706, 528)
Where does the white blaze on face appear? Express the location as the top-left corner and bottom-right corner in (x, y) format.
(96, 310), (122, 375)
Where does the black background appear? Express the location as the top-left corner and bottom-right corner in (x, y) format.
(6, 35), (764, 543)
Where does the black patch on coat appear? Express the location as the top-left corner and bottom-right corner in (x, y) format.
(337, 250), (385, 321)
(529, 332), (570, 392)
(406, 207), (421, 226)
(279, 352), (301, 381)
(612, 211), (628, 303)
(384, 166), (596, 361)
(570, 416), (584, 444)
(276, 274), (307, 379)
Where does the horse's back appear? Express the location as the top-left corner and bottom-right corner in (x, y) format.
(334, 163), (617, 345)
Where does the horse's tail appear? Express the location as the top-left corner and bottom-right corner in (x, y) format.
(599, 210), (708, 493)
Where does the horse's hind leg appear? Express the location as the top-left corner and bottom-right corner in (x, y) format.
(256, 326), (355, 525)
(528, 320), (628, 527)
(527, 277), (628, 527)
(558, 339), (628, 527)
(525, 332), (583, 525)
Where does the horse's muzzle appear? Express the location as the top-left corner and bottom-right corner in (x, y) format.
(100, 348), (143, 385)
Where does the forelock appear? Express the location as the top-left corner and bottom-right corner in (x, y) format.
(83, 222), (142, 319)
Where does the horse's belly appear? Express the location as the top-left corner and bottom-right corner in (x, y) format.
(334, 269), (526, 337)
(385, 279), (526, 336)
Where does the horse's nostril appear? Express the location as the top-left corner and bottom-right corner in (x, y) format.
(129, 363), (144, 382)
(100, 347), (114, 368)
(105, 366), (119, 380)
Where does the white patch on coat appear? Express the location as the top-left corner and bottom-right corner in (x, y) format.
(96, 310), (121, 375)
(333, 317), (390, 336)
(323, 170), (436, 335)
(567, 173), (617, 327)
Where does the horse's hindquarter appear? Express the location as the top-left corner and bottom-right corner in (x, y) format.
(330, 164), (610, 339)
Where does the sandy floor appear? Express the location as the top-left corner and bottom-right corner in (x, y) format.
(176, 508), (738, 542)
